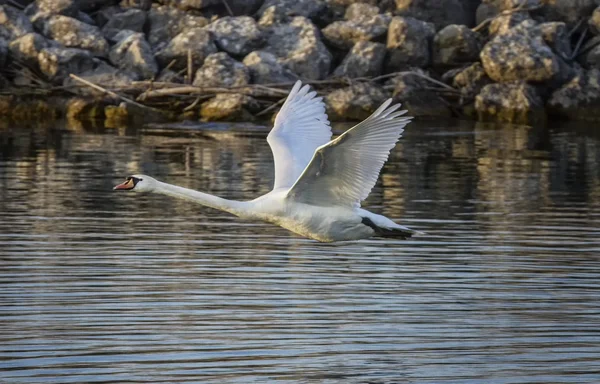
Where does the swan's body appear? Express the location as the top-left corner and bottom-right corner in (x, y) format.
(115, 81), (415, 242)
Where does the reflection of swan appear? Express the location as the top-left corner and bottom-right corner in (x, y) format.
(114, 81), (415, 242)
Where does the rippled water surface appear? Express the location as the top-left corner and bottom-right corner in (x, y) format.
(1, 118), (599, 383)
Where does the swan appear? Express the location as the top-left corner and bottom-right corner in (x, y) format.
(114, 80), (416, 242)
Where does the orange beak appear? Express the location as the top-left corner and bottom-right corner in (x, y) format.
(113, 179), (134, 190)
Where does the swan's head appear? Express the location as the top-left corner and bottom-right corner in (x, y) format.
(113, 174), (157, 192)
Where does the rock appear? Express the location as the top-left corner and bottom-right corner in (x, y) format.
(157, 0), (220, 11)
(77, 0), (120, 13)
(24, 0), (79, 29)
(332, 41), (385, 78)
(200, 93), (259, 121)
(321, 13), (391, 50)
(325, 82), (387, 121)
(42, 15), (109, 57)
(394, 0), (475, 29)
(536, 22), (572, 61)
(156, 68), (183, 82)
(101, 8), (147, 41)
(386, 16), (435, 72)
(452, 62), (492, 97)
(109, 32), (157, 80)
(155, 27), (217, 71)
(66, 98), (107, 120)
(0, 5), (34, 41)
(476, 2), (500, 26)
(541, 0), (598, 27)
(547, 69), (600, 121)
(482, 0), (541, 11)
(94, 5), (121, 26)
(433, 24), (481, 67)
(344, 2), (380, 20)
(475, 82), (546, 124)
(257, 0), (328, 26)
(8, 32), (52, 69)
(207, 16), (262, 57)
(0, 37), (7, 69)
(590, 6), (600, 35)
(62, 62), (135, 95)
(120, 0), (152, 10)
(147, 5), (209, 48)
(193, 52), (249, 87)
(480, 23), (560, 83)
(488, 11), (531, 36)
(263, 17), (332, 80)
(242, 50), (298, 84)
(390, 71), (452, 117)
(37, 46), (96, 83)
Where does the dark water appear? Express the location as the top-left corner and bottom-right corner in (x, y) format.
(0, 118), (599, 383)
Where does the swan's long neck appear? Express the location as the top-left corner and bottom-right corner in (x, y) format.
(153, 181), (248, 216)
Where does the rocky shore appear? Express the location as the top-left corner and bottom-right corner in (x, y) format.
(1, 0), (600, 125)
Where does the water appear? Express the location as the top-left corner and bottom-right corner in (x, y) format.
(0, 118), (599, 383)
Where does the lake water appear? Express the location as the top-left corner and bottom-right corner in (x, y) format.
(0, 118), (599, 383)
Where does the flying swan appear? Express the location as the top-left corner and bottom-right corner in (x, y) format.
(114, 81), (416, 242)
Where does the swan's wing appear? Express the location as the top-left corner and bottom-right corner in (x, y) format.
(286, 100), (412, 207)
(268, 80), (332, 190)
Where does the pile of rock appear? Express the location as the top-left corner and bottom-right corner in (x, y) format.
(0, 0), (600, 123)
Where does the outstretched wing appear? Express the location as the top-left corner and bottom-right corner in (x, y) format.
(286, 100), (412, 207)
(268, 81), (332, 190)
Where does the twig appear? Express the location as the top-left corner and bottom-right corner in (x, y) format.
(221, 0), (234, 16)
(256, 97), (286, 117)
(568, 18), (584, 38)
(570, 26), (588, 60)
(187, 49), (193, 85)
(68, 74), (167, 114)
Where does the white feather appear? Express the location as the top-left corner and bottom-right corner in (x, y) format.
(267, 80), (332, 189)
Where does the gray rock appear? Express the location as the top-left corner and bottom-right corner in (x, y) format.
(344, 3), (380, 20)
(535, 22), (572, 61)
(322, 13), (391, 50)
(193, 52), (249, 87)
(8, 32), (52, 69)
(386, 16), (435, 71)
(147, 5), (209, 48)
(156, 68), (183, 83)
(0, 5), (34, 41)
(590, 6), (600, 35)
(480, 23), (560, 83)
(263, 17), (332, 80)
(488, 11), (531, 36)
(155, 27), (217, 70)
(77, 0), (120, 13)
(395, 0), (475, 29)
(109, 32), (157, 80)
(200, 93), (259, 121)
(242, 50), (298, 84)
(391, 71), (452, 117)
(207, 16), (262, 57)
(120, 0), (153, 10)
(42, 15), (109, 57)
(24, 0), (79, 29)
(333, 41), (385, 78)
(325, 82), (387, 121)
(102, 8), (147, 41)
(541, 0), (598, 27)
(475, 82), (546, 124)
(547, 69), (600, 121)
(37, 46), (96, 83)
(63, 61), (135, 95)
(433, 24), (481, 67)
(583, 44), (600, 68)
(257, 0), (327, 26)
(452, 62), (492, 98)
(95, 5), (122, 27)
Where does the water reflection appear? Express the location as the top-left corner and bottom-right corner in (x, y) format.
(0, 118), (599, 383)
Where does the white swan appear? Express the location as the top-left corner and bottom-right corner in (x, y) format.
(114, 81), (415, 242)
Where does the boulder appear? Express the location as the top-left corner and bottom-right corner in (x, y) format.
(535, 22), (572, 61)
(109, 32), (158, 80)
(95, 5), (122, 26)
(386, 16), (435, 71)
(344, 2), (380, 20)
(37, 46), (96, 83)
(101, 8), (147, 41)
(155, 27), (217, 71)
(147, 5), (209, 48)
(24, 0), (80, 29)
(433, 24), (481, 67)
(332, 41), (385, 78)
(63, 62), (135, 95)
(480, 22), (560, 83)
(257, 0), (328, 26)
(325, 82), (387, 121)
(488, 11), (531, 36)
(42, 15), (109, 57)
(263, 17), (332, 80)
(321, 13), (391, 50)
(207, 16), (263, 57)
(8, 32), (52, 69)
(390, 71), (452, 117)
(394, 0), (476, 29)
(452, 62), (492, 98)
(200, 93), (259, 121)
(547, 69), (600, 121)
(475, 82), (546, 124)
(590, 6), (600, 35)
(242, 50), (298, 84)
(583, 44), (600, 69)
(0, 5), (34, 41)
(120, 0), (152, 10)
(541, 0), (598, 27)
(193, 52), (249, 87)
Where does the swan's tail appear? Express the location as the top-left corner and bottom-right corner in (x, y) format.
(361, 217), (421, 240)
